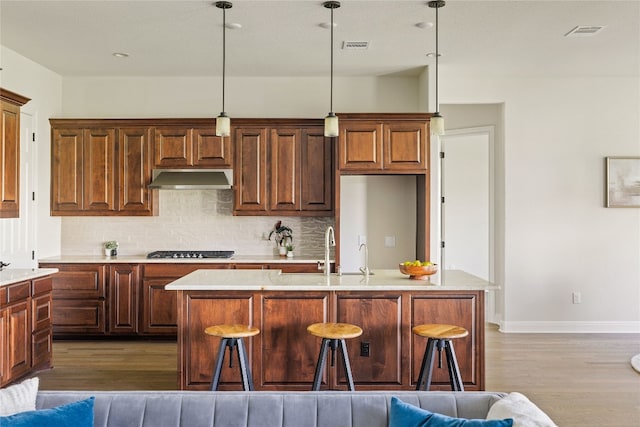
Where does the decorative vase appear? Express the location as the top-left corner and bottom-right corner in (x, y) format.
(104, 248), (112, 257)
(278, 246), (287, 256)
(286, 251), (293, 258)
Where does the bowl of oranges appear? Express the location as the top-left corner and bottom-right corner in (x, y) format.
(399, 260), (438, 280)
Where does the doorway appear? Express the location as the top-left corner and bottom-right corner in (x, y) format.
(440, 126), (496, 321)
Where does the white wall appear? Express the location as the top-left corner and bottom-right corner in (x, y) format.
(442, 72), (640, 332)
(0, 46), (63, 259)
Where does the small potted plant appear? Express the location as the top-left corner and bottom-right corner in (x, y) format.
(104, 240), (119, 257)
(286, 244), (294, 258)
(268, 221), (293, 256)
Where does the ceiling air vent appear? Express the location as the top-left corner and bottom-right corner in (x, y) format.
(342, 41), (369, 50)
(565, 26), (606, 37)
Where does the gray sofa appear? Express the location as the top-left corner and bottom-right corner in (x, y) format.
(36, 390), (507, 427)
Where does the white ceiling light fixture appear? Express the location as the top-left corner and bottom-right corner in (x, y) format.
(215, 1), (232, 137)
(323, 1), (340, 138)
(428, 0), (445, 136)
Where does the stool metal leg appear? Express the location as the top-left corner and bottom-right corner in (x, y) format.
(416, 338), (437, 391)
(211, 338), (230, 391)
(444, 340), (464, 391)
(338, 339), (356, 391)
(312, 338), (330, 391)
(236, 338), (254, 391)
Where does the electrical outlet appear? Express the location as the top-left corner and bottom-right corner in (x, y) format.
(360, 341), (370, 357)
(572, 292), (582, 304)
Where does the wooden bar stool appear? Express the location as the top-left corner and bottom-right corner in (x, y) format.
(413, 324), (468, 391)
(307, 322), (362, 391)
(205, 324), (260, 391)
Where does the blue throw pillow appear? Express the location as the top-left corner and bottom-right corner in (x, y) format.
(389, 396), (513, 427)
(0, 396), (94, 427)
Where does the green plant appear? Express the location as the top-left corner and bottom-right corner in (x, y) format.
(268, 221), (293, 247)
(104, 240), (119, 250)
(286, 244), (294, 252)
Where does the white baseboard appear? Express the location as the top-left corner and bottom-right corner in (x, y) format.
(499, 320), (640, 333)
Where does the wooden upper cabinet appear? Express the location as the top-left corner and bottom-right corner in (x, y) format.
(50, 121), (156, 216)
(234, 127), (268, 213)
(83, 128), (116, 212)
(118, 127), (155, 214)
(301, 127), (333, 212)
(51, 127), (84, 213)
(154, 126), (231, 168)
(338, 114), (429, 173)
(0, 89), (30, 218)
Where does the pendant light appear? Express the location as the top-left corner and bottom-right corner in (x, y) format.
(428, 0), (445, 136)
(215, 1), (232, 137)
(323, 1), (340, 137)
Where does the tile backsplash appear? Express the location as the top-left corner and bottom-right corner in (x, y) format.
(61, 190), (333, 257)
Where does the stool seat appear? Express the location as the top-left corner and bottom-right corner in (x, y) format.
(205, 324), (260, 338)
(412, 324), (468, 340)
(307, 322), (363, 340)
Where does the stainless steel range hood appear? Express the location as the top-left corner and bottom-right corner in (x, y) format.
(148, 169), (233, 190)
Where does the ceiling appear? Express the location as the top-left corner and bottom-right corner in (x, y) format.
(0, 0), (638, 78)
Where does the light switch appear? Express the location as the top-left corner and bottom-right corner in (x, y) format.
(384, 236), (396, 248)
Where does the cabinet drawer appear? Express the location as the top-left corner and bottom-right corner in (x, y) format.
(32, 294), (52, 331)
(52, 299), (106, 335)
(7, 281), (30, 304)
(32, 328), (53, 369)
(50, 268), (106, 299)
(143, 263), (230, 278)
(32, 276), (53, 296)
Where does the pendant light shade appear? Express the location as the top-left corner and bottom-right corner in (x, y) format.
(323, 1), (340, 137)
(428, 0), (445, 136)
(215, 1), (232, 137)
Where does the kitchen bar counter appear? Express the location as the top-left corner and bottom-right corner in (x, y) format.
(169, 268), (492, 392)
(165, 268), (496, 291)
(0, 268), (59, 287)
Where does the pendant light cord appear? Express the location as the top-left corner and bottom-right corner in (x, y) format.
(434, 3), (439, 114)
(330, 5), (334, 114)
(222, 6), (226, 114)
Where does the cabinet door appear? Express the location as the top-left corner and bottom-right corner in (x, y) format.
(51, 127), (84, 213)
(301, 128), (333, 212)
(140, 279), (178, 336)
(154, 127), (193, 167)
(193, 127), (232, 167)
(335, 293), (404, 388)
(259, 292), (330, 389)
(234, 127), (268, 213)
(338, 121), (383, 171)
(0, 100), (20, 218)
(269, 128), (301, 212)
(118, 127), (155, 214)
(0, 309), (7, 385)
(31, 292), (52, 370)
(83, 128), (116, 212)
(7, 300), (31, 381)
(109, 264), (139, 334)
(383, 122), (427, 170)
(410, 292), (483, 390)
(181, 292), (256, 389)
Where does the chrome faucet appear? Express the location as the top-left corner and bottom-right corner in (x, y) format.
(359, 243), (370, 276)
(318, 226), (336, 276)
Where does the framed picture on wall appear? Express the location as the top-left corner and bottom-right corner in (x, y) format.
(606, 157), (640, 208)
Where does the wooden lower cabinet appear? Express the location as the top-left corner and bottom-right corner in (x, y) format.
(0, 276), (53, 387)
(109, 264), (139, 334)
(176, 289), (485, 391)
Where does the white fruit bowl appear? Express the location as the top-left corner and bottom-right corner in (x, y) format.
(398, 263), (438, 280)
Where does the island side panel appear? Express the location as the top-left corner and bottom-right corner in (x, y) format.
(178, 290), (257, 390)
(409, 290), (484, 391)
(257, 292), (330, 390)
(335, 292), (404, 389)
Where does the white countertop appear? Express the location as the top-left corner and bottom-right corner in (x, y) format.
(39, 255), (328, 264)
(0, 268), (59, 287)
(164, 269), (498, 291)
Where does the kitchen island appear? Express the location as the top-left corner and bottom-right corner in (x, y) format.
(166, 269), (497, 391)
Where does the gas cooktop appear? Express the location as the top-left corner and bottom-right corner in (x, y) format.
(146, 250), (234, 259)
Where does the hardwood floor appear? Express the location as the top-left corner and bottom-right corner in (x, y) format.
(33, 326), (640, 426)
